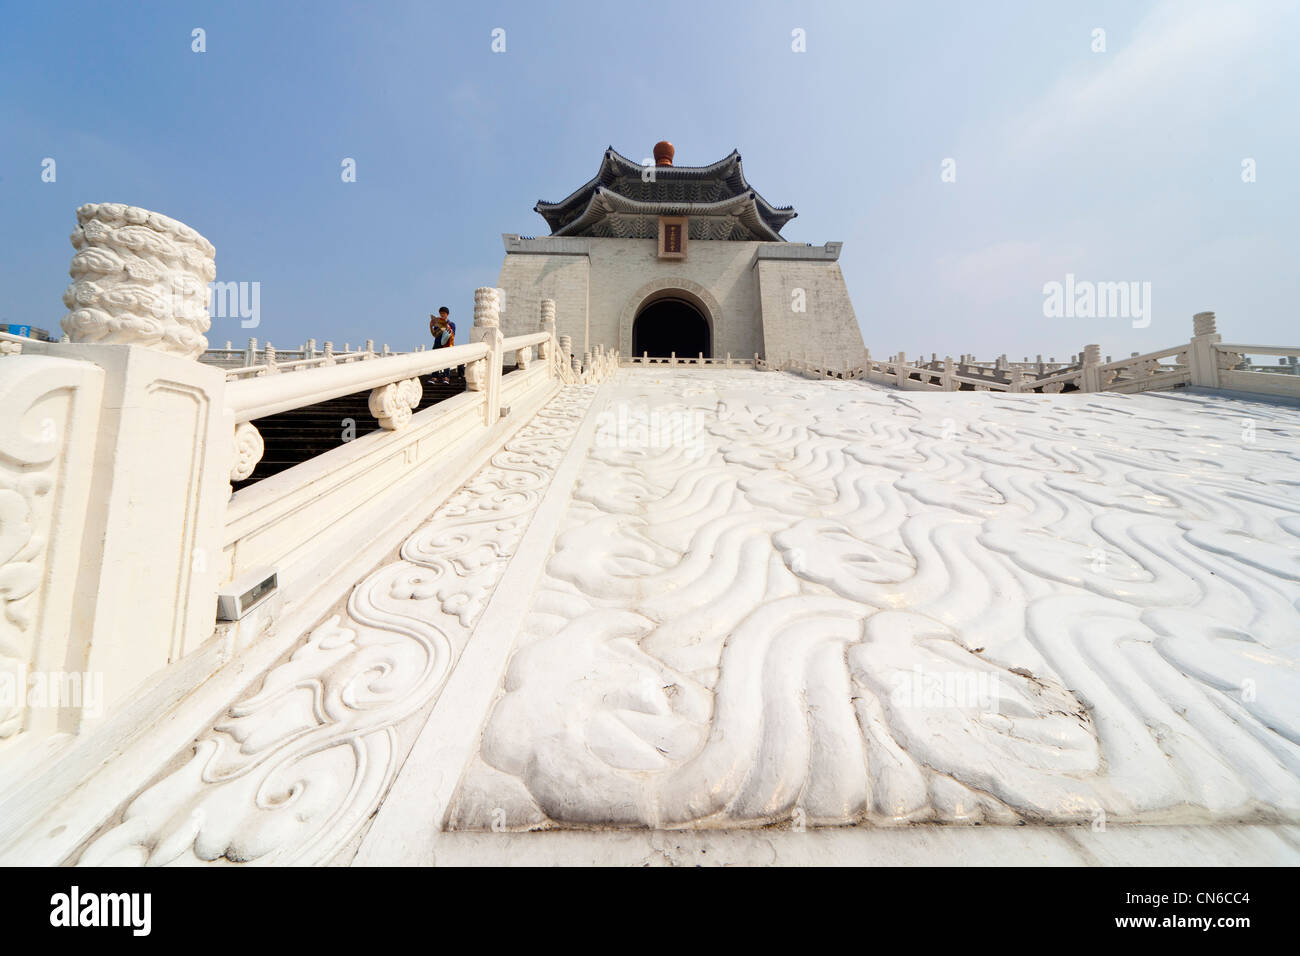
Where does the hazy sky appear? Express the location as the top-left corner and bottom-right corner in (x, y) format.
(3, 0), (1297, 359)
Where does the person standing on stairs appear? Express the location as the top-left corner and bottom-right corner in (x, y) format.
(429, 306), (456, 384)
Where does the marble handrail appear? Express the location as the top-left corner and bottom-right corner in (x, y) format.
(1216, 343), (1300, 357)
(227, 341), (488, 422)
(501, 331), (550, 351)
(1097, 343), (1187, 371)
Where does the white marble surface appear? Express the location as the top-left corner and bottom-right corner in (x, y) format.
(71, 386), (598, 865)
(449, 369), (1300, 831)
(45, 368), (1300, 865)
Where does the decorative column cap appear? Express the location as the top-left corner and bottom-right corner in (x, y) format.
(1194, 311), (1217, 336)
(474, 287), (501, 328)
(60, 203), (216, 359)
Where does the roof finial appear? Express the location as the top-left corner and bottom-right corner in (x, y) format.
(653, 141), (675, 167)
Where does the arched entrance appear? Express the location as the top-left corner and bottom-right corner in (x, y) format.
(632, 297), (712, 359)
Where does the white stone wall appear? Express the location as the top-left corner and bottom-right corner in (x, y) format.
(498, 235), (865, 363)
(756, 259), (865, 367)
(496, 252), (589, 350)
(588, 239), (763, 359)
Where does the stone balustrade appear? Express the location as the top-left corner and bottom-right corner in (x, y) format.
(2, 203), (1292, 860)
(764, 312), (1298, 398)
(211, 337), (393, 379)
(0, 203), (617, 801)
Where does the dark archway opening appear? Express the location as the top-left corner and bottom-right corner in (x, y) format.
(632, 297), (711, 359)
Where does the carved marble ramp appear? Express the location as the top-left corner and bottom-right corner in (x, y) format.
(71, 385), (599, 866)
(443, 368), (1300, 836)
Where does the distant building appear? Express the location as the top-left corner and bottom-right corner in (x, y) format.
(497, 142), (865, 366)
(4, 324), (53, 341)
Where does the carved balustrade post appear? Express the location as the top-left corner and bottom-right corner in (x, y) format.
(467, 287), (504, 424)
(43, 203), (230, 723)
(1081, 343), (1103, 392)
(539, 300), (557, 375)
(1188, 311), (1225, 388)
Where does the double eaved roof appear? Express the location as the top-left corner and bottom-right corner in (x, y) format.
(534, 147), (796, 242)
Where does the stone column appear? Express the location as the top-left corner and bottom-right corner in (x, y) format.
(1188, 311), (1223, 388)
(540, 299), (557, 371)
(942, 356), (956, 391)
(467, 287), (504, 425)
(51, 203), (229, 721)
(1080, 344), (1103, 392)
(61, 203), (215, 357)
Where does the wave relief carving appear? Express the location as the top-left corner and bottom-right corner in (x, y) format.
(75, 386), (597, 865)
(454, 370), (1300, 829)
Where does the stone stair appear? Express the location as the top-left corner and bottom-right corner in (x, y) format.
(232, 373), (468, 491)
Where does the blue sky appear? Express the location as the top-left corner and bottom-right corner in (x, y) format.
(3, 0), (1297, 358)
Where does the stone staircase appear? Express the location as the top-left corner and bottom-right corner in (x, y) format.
(231, 373), (469, 490)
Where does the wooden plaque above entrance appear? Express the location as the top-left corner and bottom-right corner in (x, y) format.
(658, 216), (687, 260)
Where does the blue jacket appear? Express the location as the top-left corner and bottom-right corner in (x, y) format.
(431, 319), (456, 348)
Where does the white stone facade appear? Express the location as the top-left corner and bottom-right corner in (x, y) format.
(497, 234), (865, 366)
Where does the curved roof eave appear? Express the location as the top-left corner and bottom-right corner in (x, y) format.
(551, 188), (785, 242)
(535, 146), (795, 235)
